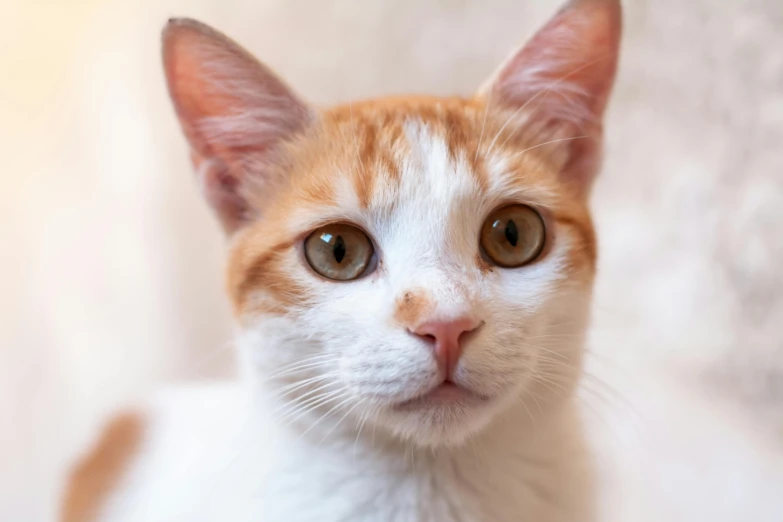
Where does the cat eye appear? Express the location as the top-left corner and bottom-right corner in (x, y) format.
(480, 204), (546, 268)
(304, 224), (374, 281)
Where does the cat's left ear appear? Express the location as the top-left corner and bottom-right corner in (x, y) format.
(162, 18), (315, 234)
(478, 0), (622, 195)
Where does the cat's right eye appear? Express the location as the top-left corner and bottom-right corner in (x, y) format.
(304, 224), (374, 281)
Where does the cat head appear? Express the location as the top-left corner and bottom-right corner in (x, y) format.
(162, 0), (621, 448)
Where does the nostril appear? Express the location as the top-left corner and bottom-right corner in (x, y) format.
(458, 322), (482, 344)
(410, 317), (481, 348)
(410, 316), (480, 377)
(409, 329), (437, 344)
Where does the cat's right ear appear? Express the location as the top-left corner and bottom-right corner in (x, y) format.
(477, 0), (621, 196)
(162, 18), (314, 234)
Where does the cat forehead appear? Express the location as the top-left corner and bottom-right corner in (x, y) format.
(276, 97), (565, 231)
(227, 99), (596, 315)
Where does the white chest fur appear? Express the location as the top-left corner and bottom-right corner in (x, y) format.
(96, 375), (783, 522)
(101, 383), (593, 522)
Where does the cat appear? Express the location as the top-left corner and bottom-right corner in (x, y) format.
(62, 0), (622, 520)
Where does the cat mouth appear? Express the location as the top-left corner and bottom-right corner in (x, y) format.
(393, 381), (490, 410)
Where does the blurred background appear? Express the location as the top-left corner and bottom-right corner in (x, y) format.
(1, 0), (782, 520)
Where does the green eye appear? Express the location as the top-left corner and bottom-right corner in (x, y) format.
(480, 204), (546, 267)
(304, 224), (374, 281)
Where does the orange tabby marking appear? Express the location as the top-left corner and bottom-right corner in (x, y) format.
(225, 96), (598, 320)
(61, 413), (144, 522)
(394, 289), (434, 328)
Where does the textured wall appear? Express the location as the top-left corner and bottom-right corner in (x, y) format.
(1, 0), (781, 520)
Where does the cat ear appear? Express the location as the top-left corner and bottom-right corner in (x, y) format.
(162, 18), (314, 233)
(479, 0), (621, 194)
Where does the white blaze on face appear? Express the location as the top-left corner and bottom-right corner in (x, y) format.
(239, 121), (590, 448)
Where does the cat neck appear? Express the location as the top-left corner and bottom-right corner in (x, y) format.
(251, 388), (593, 521)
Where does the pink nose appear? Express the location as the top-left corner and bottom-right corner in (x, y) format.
(410, 317), (480, 377)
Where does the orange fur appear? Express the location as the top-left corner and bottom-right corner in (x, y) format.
(394, 289), (434, 328)
(61, 3), (617, 516)
(225, 96), (597, 319)
(61, 413), (145, 522)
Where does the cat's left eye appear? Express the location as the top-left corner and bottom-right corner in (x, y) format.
(480, 204), (546, 268)
(304, 224), (374, 281)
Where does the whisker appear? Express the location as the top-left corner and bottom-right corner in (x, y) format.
(267, 358), (338, 379)
(274, 372), (339, 395)
(519, 395), (537, 427)
(525, 388), (545, 416)
(275, 387), (347, 424)
(320, 400), (364, 444)
(267, 353), (338, 375)
(271, 381), (339, 417)
(505, 136), (588, 160)
(518, 341), (568, 360)
(349, 101), (368, 178)
(483, 55), (611, 159)
(299, 394), (355, 440)
(529, 371), (569, 394)
(474, 88), (492, 163)
(353, 407), (373, 456)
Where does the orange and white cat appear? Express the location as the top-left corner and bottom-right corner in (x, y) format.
(64, 1), (622, 521)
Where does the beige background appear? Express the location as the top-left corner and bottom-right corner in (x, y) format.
(1, 0), (782, 520)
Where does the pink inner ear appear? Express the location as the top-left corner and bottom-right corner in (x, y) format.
(492, 0), (621, 127)
(164, 23), (250, 159)
(483, 0), (622, 193)
(162, 19), (313, 233)
(190, 152), (249, 232)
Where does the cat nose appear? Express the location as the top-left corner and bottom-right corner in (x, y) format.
(410, 316), (480, 377)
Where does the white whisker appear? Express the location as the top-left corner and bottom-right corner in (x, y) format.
(505, 136), (589, 160)
(320, 400), (364, 444)
(267, 357), (338, 379)
(275, 372), (339, 395)
(484, 54), (613, 159)
(299, 394), (355, 440)
(276, 387), (347, 424)
(474, 88), (492, 163)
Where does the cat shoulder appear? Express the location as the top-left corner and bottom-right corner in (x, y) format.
(61, 410), (145, 522)
(60, 382), (249, 522)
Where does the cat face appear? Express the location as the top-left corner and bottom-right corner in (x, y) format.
(162, 0), (620, 447)
(228, 101), (596, 446)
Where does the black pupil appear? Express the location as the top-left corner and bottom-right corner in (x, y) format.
(504, 219), (518, 247)
(333, 236), (346, 263)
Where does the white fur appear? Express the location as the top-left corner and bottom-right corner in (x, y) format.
(248, 121), (587, 448)
(102, 382), (598, 522)
(97, 125), (594, 521)
(92, 123), (783, 522)
(97, 371), (783, 522)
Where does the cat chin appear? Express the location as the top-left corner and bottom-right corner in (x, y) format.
(372, 391), (506, 449)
